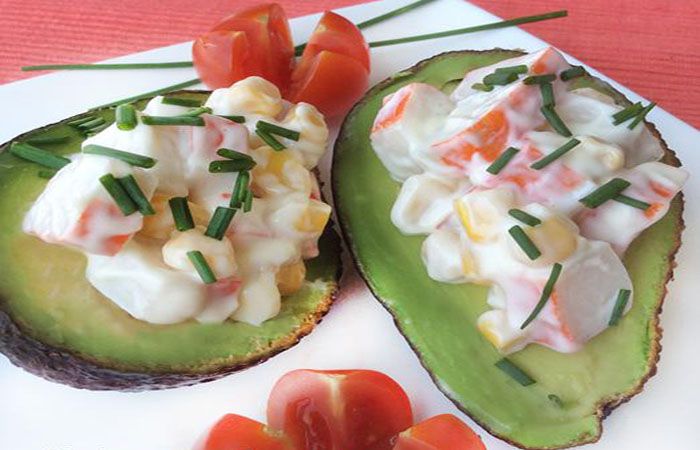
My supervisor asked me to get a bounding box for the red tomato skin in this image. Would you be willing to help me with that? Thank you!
[192,30,251,90]
[267,369,413,450]
[298,11,370,72]
[391,414,486,450]
[290,50,369,117]
[200,414,291,450]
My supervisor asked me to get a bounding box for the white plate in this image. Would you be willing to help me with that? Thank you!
[1,1,698,449]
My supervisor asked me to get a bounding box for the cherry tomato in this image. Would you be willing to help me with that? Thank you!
[391,414,486,450]
[193,3,294,91]
[290,12,370,117]
[200,414,292,450]
[267,369,413,450]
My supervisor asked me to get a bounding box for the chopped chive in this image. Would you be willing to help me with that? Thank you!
[169,197,195,231]
[161,96,202,107]
[509,225,542,260]
[67,115,97,127]
[209,159,256,173]
[117,175,155,215]
[495,64,528,75]
[486,147,519,175]
[483,70,518,86]
[539,82,555,107]
[92,78,201,110]
[230,171,250,207]
[548,394,564,407]
[495,358,535,386]
[217,148,254,162]
[116,104,137,131]
[181,106,212,117]
[82,144,156,168]
[22,61,194,72]
[612,102,643,125]
[520,263,563,329]
[141,115,205,126]
[25,135,70,145]
[530,138,580,170]
[609,289,631,326]
[256,121,300,141]
[524,74,556,85]
[243,190,253,213]
[77,117,106,130]
[614,194,651,210]
[99,174,138,216]
[37,169,57,179]
[579,178,631,208]
[509,209,542,227]
[85,122,110,136]
[627,102,656,130]
[560,66,585,81]
[256,129,286,151]
[471,83,494,92]
[540,106,572,137]
[187,250,217,284]
[9,142,71,170]
[218,115,246,123]
[205,206,237,240]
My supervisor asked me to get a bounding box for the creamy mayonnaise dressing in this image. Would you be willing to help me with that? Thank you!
[23,77,331,326]
[370,47,687,354]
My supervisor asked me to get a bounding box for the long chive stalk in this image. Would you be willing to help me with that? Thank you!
[22,61,194,71]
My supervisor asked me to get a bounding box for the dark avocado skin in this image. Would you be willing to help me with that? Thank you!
[332,50,684,449]
[0,91,343,391]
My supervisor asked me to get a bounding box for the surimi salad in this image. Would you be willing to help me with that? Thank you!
[370,47,687,354]
[21,77,331,326]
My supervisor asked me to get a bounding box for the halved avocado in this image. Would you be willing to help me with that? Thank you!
[333,50,683,449]
[0,91,342,391]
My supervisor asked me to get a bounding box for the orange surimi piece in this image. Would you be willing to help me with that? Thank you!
[372,87,413,132]
[434,108,510,167]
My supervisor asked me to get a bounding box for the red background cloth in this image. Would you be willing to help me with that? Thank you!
[1,0,697,127]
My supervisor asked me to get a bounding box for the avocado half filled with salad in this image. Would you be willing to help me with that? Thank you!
[333,48,685,448]
[0,78,341,391]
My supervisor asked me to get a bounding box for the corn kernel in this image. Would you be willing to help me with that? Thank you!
[295,199,331,233]
[455,188,515,242]
[276,260,306,296]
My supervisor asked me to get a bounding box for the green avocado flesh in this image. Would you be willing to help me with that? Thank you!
[0,92,342,390]
[333,50,683,449]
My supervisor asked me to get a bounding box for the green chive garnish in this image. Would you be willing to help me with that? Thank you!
[182,106,212,117]
[256,129,286,151]
[187,250,217,284]
[560,66,585,81]
[22,61,194,72]
[116,104,137,131]
[243,190,253,213]
[37,170,57,179]
[520,263,563,329]
[495,64,528,75]
[85,123,110,136]
[141,116,205,126]
[67,115,97,127]
[540,106,572,137]
[509,209,542,226]
[205,206,237,240]
[530,138,580,170]
[169,197,195,231]
[99,174,138,216]
[611,102,643,125]
[495,358,535,386]
[539,82,555,107]
[608,289,631,326]
[483,71,518,86]
[486,146,519,175]
[9,142,71,170]
[218,115,246,123]
[118,175,155,216]
[209,159,256,173]
[627,102,656,130]
[509,225,542,260]
[25,135,70,145]
[82,144,156,168]
[230,171,250,208]
[614,194,651,210]
[77,117,106,130]
[217,148,254,162]
[471,83,494,92]
[579,178,631,208]
[92,78,201,110]
[256,121,300,141]
[161,96,202,107]
[524,74,556,85]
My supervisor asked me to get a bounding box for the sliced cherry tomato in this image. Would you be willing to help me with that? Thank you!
[200,414,292,450]
[290,12,370,117]
[267,369,413,450]
[193,30,251,90]
[391,414,486,450]
[193,3,294,91]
